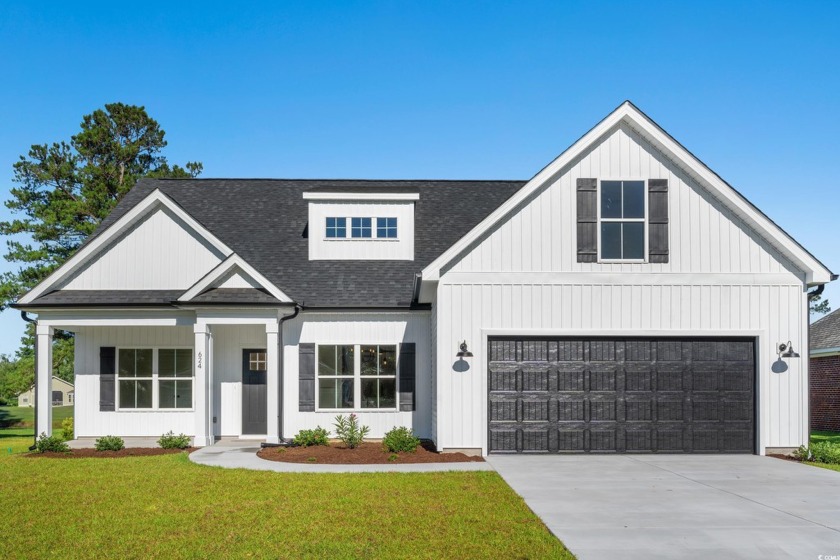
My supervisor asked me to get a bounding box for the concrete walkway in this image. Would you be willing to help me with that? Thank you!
[488,454,840,560]
[189,439,494,473]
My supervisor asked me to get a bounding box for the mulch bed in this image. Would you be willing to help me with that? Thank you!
[257,441,484,464]
[768,453,800,463]
[25,447,197,459]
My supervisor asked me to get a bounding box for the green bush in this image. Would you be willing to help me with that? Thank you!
[35,432,69,453]
[794,442,840,464]
[158,431,191,449]
[333,414,370,449]
[61,417,74,441]
[94,435,125,452]
[293,427,329,447]
[383,426,420,453]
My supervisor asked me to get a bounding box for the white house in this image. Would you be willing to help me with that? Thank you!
[14,102,834,455]
[17,376,74,407]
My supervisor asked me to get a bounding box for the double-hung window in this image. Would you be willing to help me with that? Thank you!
[118,349,153,409]
[117,348,194,410]
[317,344,397,410]
[600,180,646,260]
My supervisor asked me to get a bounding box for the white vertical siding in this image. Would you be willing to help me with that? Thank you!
[60,207,225,290]
[282,311,432,439]
[73,326,195,437]
[435,121,810,454]
[447,122,801,277]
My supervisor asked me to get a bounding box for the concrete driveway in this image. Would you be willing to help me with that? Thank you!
[488,454,840,560]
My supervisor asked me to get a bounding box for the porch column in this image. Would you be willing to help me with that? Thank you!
[35,324,54,437]
[194,324,213,447]
[266,322,280,444]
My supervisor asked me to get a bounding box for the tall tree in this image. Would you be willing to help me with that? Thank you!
[0,102,201,309]
[810,293,831,316]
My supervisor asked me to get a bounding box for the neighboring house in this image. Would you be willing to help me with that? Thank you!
[810,309,840,432]
[13,102,835,455]
[17,376,74,407]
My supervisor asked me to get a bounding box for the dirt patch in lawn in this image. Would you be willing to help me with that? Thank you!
[257,441,484,464]
[25,448,197,459]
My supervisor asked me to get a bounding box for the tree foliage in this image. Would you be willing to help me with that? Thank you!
[0,103,201,390]
[810,293,831,316]
[0,102,202,309]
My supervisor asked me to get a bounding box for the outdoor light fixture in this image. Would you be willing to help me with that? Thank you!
[777,341,800,359]
[456,341,473,358]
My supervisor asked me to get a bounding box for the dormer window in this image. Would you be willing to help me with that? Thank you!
[377,217,398,238]
[326,217,346,238]
[351,217,372,238]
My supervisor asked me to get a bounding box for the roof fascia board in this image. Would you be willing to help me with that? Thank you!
[18,189,234,304]
[421,101,833,284]
[178,253,294,303]
[302,192,420,201]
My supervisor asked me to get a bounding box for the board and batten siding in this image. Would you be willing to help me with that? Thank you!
[446,122,801,277]
[282,311,432,438]
[435,121,810,454]
[60,206,226,290]
[73,326,195,437]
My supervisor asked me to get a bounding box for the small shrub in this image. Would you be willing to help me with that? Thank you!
[61,417,74,441]
[793,442,840,464]
[383,426,420,453]
[35,432,69,453]
[307,457,317,463]
[333,414,370,449]
[94,435,125,452]
[293,427,329,447]
[388,453,399,462]
[158,431,191,450]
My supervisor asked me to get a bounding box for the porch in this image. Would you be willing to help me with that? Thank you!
[33,309,287,447]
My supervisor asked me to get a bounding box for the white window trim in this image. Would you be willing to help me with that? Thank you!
[115,346,195,412]
[315,343,399,412]
[597,179,649,263]
[322,216,400,242]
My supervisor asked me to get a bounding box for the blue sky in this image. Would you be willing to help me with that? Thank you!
[0,1,837,355]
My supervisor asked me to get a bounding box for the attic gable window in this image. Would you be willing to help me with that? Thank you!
[599,180,646,260]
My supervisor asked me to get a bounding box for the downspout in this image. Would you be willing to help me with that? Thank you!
[805,284,826,441]
[272,303,301,445]
[20,311,38,451]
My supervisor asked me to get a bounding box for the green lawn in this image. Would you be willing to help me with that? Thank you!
[0,406,74,455]
[0,452,572,559]
[811,430,840,445]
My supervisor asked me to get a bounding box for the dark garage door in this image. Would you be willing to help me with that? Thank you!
[488,337,755,454]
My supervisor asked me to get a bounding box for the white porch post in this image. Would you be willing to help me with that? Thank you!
[266,321,280,444]
[35,324,54,437]
[194,323,213,447]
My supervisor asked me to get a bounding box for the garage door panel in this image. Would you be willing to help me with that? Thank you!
[488,337,755,454]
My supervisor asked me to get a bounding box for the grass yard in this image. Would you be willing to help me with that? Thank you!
[0,406,74,455]
[0,452,573,559]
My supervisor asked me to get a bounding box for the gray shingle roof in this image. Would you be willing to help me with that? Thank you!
[811,308,840,351]
[186,288,284,305]
[26,290,183,307]
[32,179,525,308]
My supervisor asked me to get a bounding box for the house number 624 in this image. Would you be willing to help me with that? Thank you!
[197,352,202,369]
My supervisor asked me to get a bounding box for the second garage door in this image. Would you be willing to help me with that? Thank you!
[488,337,755,454]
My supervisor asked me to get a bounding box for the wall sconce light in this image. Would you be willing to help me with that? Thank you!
[456,341,473,358]
[777,341,800,359]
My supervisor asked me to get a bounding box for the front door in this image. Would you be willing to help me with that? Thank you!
[242,349,267,435]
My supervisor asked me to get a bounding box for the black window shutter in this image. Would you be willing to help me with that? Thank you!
[299,343,315,412]
[648,179,669,263]
[398,342,416,412]
[576,178,598,262]
[99,347,116,411]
